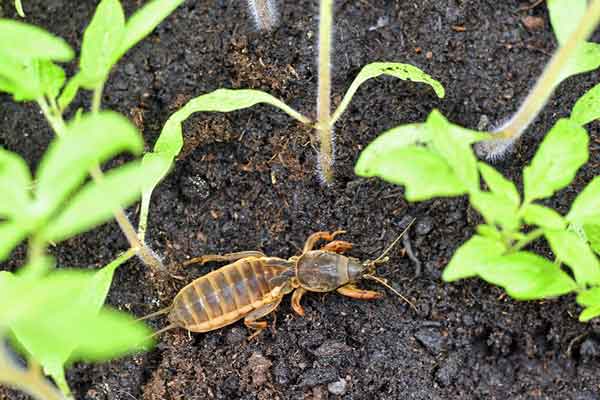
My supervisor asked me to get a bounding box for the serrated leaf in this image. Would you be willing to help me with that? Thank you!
[572,83,600,125]
[478,162,520,206]
[0,56,44,101]
[0,147,32,219]
[567,176,600,225]
[41,157,165,243]
[79,0,125,89]
[114,0,185,63]
[34,111,143,219]
[470,191,520,231]
[442,235,506,281]
[428,111,479,192]
[545,230,600,286]
[523,119,588,202]
[356,145,466,201]
[522,204,566,230]
[477,252,577,300]
[0,19,73,62]
[331,62,445,124]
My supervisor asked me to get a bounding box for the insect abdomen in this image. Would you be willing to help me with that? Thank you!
[169,258,281,332]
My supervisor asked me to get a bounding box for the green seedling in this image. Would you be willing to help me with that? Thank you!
[247,0,279,31]
[477,0,600,159]
[356,78,600,321]
[135,0,445,237]
[0,0,185,397]
[13,0,25,17]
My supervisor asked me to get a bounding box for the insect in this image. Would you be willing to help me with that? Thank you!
[143,228,413,339]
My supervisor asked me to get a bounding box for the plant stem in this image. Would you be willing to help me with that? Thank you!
[316,0,334,183]
[0,343,65,400]
[497,0,600,140]
[37,95,165,271]
[512,228,544,252]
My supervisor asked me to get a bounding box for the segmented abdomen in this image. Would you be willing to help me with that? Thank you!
[168,258,285,332]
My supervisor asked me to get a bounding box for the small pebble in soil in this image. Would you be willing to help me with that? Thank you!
[414,328,447,355]
[300,367,338,387]
[415,217,434,236]
[181,175,210,200]
[247,352,272,387]
[328,378,348,396]
[580,338,600,362]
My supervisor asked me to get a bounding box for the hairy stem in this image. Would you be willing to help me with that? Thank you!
[316,0,334,183]
[497,0,600,140]
[247,0,279,31]
[0,343,65,400]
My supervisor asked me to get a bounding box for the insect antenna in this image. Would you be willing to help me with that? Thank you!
[364,274,416,311]
[137,306,173,321]
[372,218,416,264]
[150,324,178,338]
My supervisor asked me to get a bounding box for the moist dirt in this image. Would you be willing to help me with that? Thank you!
[2,0,600,399]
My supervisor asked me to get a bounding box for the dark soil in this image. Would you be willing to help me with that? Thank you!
[2,0,600,399]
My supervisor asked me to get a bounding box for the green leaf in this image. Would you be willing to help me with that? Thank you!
[114,0,185,63]
[477,252,577,300]
[523,119,588,202]
[0,270,92,329]
[583,224,600,255]
[576,287,600,321]
[356,145,466,201]
[331,62,445,124]
[476,224,503,241]
[354,123,429,172]
[57,73,81,112]
[155,89,309,157]
[545,230,600,286]
[69,308,154,361]
[442,235,506,281]
[428,111,479,192]
[0,147,32,219]
[521,204,566,230]
[572,83,600,125]
[34,111,143,219]
[579,305,600,322]
[547,0,600,82]
[0,56,44,101]
[478,162,520,206]
[14,0,25,17]
[548,0,586,45]
[0,19,73,62]
[470,191,520,231]
[0,222,28,262]
[39,60,65,100]
[79,0,125,89]
[567,176,600,225]
[10,251,134,391]
[41,157,166,243]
